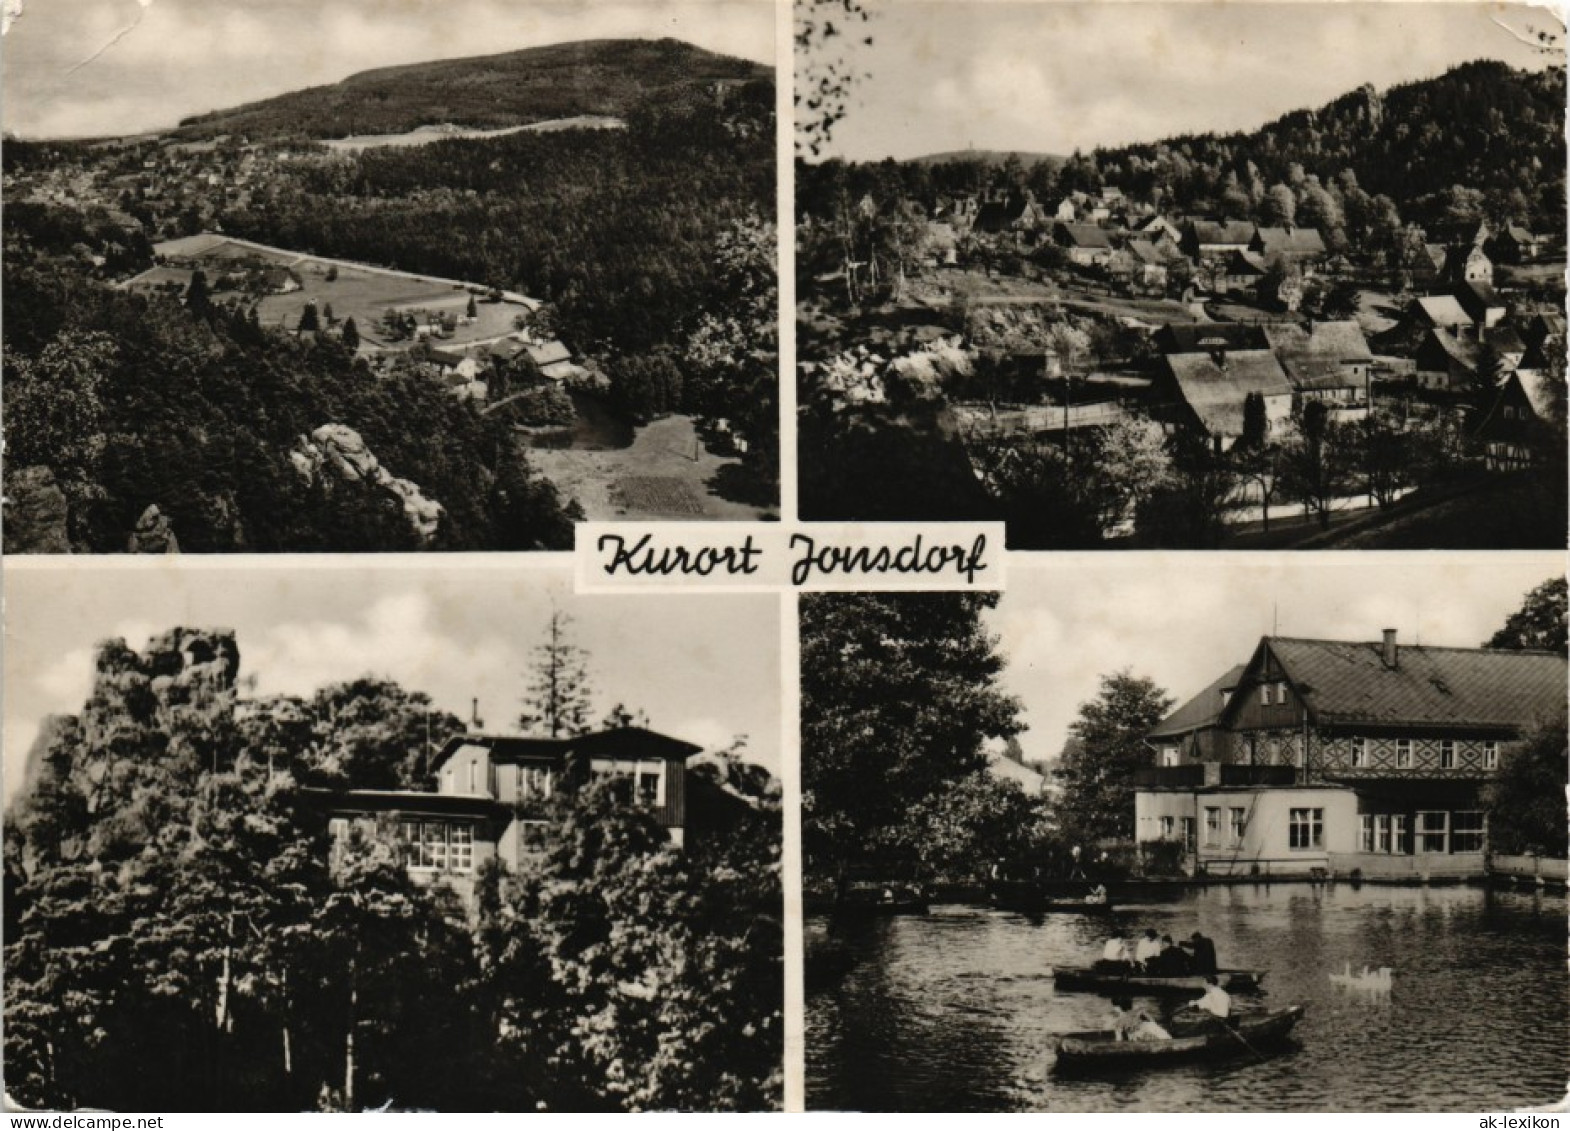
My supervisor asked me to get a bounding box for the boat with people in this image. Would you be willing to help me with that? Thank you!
[988,881,1113,914]
[1052,966,1267,996]
[1050,1004,1305,1070]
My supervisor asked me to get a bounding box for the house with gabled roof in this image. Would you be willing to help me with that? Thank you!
[1051,221,1113,266]
[1250,225,1327,270]
[1410,294,1474,332]
[1413,327,1483,391]
[1487,224,1541,264]
[1263,320,1374,417]
[1180,219,1256,263]
[1477,365,1564,470]
[1453,280,1506,328]
[1136,631,1566,879]
[312,725,703,906]
[1442,243,1494,286]
[1217,249,1268,295]
[1158,348,1293,448]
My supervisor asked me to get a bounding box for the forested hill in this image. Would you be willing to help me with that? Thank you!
[175,37,770,140]
[1089,59,1566,229]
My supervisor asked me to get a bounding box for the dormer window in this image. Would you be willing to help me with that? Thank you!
[1440,740,1455,769]
[1260,684,1272,706]
[1396,739,1413,768]
[1483,741,1499,770]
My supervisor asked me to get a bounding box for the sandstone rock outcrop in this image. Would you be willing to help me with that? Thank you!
[290,424,445,543]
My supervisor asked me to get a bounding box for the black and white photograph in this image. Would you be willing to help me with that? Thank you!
[1,0,778,553]
[802,557,1568,1110]
[797,0,1567,549]
[2,562,783,1111]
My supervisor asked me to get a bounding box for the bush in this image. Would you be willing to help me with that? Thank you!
[512,384,576,427]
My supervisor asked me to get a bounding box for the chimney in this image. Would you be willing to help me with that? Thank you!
[1381,628,1398,669]
[469,697,484,732]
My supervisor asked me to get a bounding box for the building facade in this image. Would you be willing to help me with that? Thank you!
[314,725,702,904]
[1136,631,1566,879]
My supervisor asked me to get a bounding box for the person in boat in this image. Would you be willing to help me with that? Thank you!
[1148,934,1193,976]
[1096,929,1133,972]
[1085,883,1108,905]
[1134,928,1163,968]
[1183,930,1219,976]
[1108,997,1138,1041]
[1129,1009,1172,1042]
[1196,975,1232,1020]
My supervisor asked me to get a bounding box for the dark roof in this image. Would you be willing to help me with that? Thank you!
[1126,239,1169,266]
[1163,349,1292,436]
[1154,322,1270,354]
[1262,637,1566,731]
[1524,313,1566,351]
[1417,327,1480,374]
[1150,664,1248,740]
[1187,220,1255,247]
[1224,249,1268,276]
[1253,226,1327,258]
[430,725,702,775]
[1055,222,1112,249]
[1487,325,1527,356]
[302,787,510,821]
[1454,280,1504,320]
[1263,321,1373,389]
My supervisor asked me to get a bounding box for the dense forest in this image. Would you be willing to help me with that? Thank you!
[2,222,578,553]
[800,60,1566,238]
[176,39,769,140]
[4,629,783,1111]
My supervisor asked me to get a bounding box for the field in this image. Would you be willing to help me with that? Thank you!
[154,235,534,349]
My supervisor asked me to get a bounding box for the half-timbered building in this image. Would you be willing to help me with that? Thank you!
[1136,631,1566,880]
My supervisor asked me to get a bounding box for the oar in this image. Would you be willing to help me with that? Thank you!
[1216,1014,1270,1059]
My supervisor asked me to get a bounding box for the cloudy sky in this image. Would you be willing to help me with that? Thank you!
[989,553,1565,766]
[1,0,774,138]
[3,561,781,805]
[804,0,1559,162]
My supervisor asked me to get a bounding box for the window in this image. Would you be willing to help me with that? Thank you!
[1180,817,1196,850]
[1204,806,1221,847]
[1483,741,1499,770]
[589,757,666,807]
[1440,740,1455,769]
[401,820,473,872]
[1228,806,1247,846]
[638,771,662,807]
[1159,815,1175,839]
[1288,808,1324,850]
[1359,814,1375,853]
[1451,811,1486,853]
[1396,739,1412,768]
[1392,814,1409,855]
[1350,737,1367,768]
[1417,811,1448,854]
[449,824,474,872]
[467,760,477,794]
[1160,747,1179,767]
[1375,814,1392,854]
[517,764,553,801]
[1260,684,1271,706]
[1276,681,1289,704]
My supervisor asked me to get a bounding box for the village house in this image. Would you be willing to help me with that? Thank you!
[1452,280,1506,328]
[1408,242,1449,288]
[1249,225,1327,272]
[1133,214,1183,244]
[312,725,703,906]
[1441,243,1494,286]
[1180,219,1256,264]
[1477,366,1561,470]
[1413,327,1482,390]
[1136,631,1566,879]
[1107,239,1170,292]
[1157,348,1294,449]
[1409,294,1475,333]
[1051,221,1114,267]
[973,190,1046,241]
[1263,320,1375,419]
[1216,248,1268,295]
[1487,224,1541,264]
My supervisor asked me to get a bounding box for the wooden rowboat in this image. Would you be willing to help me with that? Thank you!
[1051,965,1266,997]
[991,893,1117,914]
[1050,1005,1305,1070]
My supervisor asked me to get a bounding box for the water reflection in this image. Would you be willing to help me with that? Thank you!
[806,885,1568,1112]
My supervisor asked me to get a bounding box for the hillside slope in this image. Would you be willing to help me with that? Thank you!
[176,37,770,140]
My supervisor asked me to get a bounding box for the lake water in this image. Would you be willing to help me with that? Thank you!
[805,884,1568,1112]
